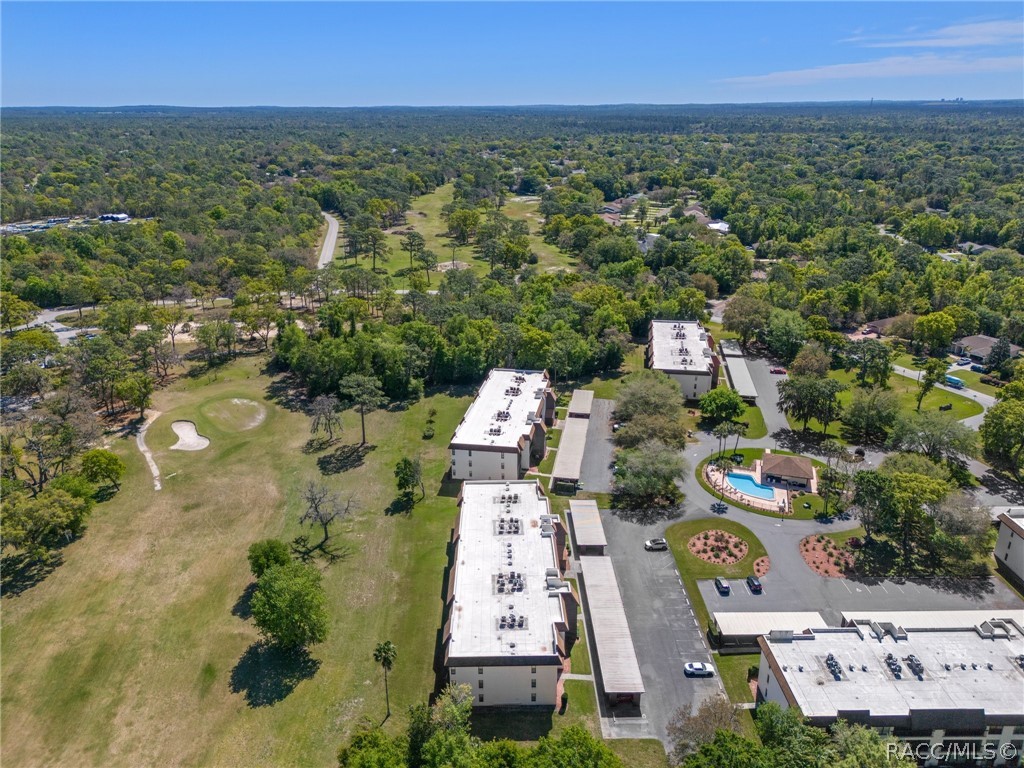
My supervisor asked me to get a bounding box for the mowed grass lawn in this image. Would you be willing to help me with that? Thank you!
[783,368,984,439]
[1,355,473,767]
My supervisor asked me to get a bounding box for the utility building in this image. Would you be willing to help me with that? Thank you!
[449,369,556,481]
[443,481,578,707]
[646,320,720,399]
[757,620,1024,766]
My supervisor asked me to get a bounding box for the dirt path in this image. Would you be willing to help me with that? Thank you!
[136,410,163,490]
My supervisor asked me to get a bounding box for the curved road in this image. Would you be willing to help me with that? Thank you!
[317,212,341,269]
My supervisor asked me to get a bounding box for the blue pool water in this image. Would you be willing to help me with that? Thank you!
[726,472,776,500]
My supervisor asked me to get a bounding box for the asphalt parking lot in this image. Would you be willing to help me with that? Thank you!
[697,571,1024,625]
[597,508,723,742]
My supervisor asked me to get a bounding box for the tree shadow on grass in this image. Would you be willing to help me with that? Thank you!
[317,443,376,475]
[263,372,308,414]
[0,552,59,598]
[229,641,321,707]
[290,535,351,565]
[232,582,257,620]
[436,471,462,498]
[386,494,415,516]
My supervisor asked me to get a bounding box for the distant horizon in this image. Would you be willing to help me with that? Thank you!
[4,99,1019,111]
[2,2,1021,107]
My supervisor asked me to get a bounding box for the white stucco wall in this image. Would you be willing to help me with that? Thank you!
[995,521,1024,583]
[449,663,561,706]
[451,448,519,481]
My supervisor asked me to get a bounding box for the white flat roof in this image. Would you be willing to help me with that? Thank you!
[724,356,758,400]
[568,500,607,548]
[450,369,548,451]
[713,611,826,637]
[761,624,1024,720]
[579,556,645,694]
[567,389,594,416]
[551,417,588,482]
[648,320,714,374]
[719,339,744,357]
[448,481,569,662]
[840,610,1024,629]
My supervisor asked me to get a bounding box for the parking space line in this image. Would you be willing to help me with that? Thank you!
[841,580,853,593]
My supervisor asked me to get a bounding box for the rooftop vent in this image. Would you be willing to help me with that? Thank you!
[885,653,903,679]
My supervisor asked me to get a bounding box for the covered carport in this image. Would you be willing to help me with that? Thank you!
[711,611,825,650]
[578,556,645,705]
[551,417,588,492]
[567,389,594,419]
[568,499,607,556]
[723,355,758,402]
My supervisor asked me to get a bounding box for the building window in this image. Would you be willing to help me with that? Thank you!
[469,472,472,478]
[478,680,484,689]
[468,450,472,456]
[479,694,484,703]
[531,666,537,673]
[531,694,537,702]
[450,668,457,676]
[531,679,536,688]
[1006,552,1010,561]
[478,667,483,675]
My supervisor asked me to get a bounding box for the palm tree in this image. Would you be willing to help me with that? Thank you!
[712,422,733,464]
[729,421,747,457]
[373,640,397,718]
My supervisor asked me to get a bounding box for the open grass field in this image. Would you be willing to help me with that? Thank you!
[715,652,757,704]
[2,355,473,767]
[664,518,768,632]
[783,369,984,439]
[2,354,665,767]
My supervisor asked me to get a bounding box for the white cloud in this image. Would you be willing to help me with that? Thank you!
[722,54,1023,87]
[846,19,1023,49]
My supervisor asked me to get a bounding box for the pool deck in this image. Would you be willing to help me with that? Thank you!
[705,464,789,513]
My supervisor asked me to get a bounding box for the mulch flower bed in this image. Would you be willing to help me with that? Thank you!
[799,534,854,577]
[753,556,771,577]
[688,530,749,565]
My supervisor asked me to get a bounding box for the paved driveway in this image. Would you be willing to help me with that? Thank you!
[579,398,615,494]
[596,508,722,743]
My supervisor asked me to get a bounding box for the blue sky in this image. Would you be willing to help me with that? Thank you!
[2,2,1021,106]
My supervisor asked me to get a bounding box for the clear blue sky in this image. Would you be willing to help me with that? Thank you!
[2,2,1021,106]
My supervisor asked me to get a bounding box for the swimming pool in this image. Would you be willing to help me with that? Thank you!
[726,472,776,500]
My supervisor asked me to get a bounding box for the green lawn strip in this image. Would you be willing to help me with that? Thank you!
[704,321,739,341]
[538,449,558,475]
[715,652,758,704]
[695,448,822,520]
[664,518,769,633]
[571,618,592,675]
[546,425,563,450]
[738,404,767,439]
[950,368,1002,398]
[608,739,671,768]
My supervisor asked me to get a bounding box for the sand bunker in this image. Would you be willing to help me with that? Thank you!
[170,421,210,451]
[230,398,266,430]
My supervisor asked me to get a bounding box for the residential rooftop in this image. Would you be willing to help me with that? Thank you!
[447,481,570,662]
[759,621,1024,722]
[449,369,550,451]
[648,320,715,374]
